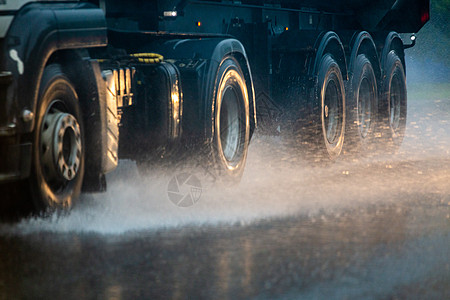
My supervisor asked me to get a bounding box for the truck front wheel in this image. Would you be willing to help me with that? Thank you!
[211,57,250,181]
[30,64,85,211]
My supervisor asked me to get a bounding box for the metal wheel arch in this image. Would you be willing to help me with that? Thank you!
[311,31,348,82]
[380,32,406,75]
[348,31,381,82]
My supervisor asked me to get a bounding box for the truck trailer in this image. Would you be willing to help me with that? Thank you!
[0,0,430,212]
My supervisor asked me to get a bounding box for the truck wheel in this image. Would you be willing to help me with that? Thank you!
[379,51,407,152]
[210,57,250,181]
[345,54,377,154]
[305,54,345,161]
[30,64,85,211]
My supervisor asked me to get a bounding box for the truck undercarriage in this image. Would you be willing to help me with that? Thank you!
[0,0,430,214]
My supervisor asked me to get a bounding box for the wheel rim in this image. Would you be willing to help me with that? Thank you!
[323,78,342,145]
[219,85,242,163]
[358,77,373,138]
[40,100,82,190]
[390,73,402,132]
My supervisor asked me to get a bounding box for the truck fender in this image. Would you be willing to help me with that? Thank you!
[3,2,106,134]
[156,38,255,140]
[380,32,405,75]
[348,31,381,81]
[311,31,347,80]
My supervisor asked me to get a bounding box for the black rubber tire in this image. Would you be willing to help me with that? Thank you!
[344,54,378,154]
[300,54,345,162]
[210,57,250,181]
[28,64,85,211]
[378,51,407,153]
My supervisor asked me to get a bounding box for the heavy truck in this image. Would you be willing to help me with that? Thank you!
[0,0,429,212]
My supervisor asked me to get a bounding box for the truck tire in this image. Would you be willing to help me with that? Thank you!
[29,64,85,211]
[303,54,345,161]
[345,54,378,154]
[379,51,407,152]
[210,57,250,181]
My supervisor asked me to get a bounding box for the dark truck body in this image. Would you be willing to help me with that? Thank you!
[0,0,429,212]
[121,0,429,32]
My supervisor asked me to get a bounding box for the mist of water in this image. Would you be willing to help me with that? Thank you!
[5,102,449,235]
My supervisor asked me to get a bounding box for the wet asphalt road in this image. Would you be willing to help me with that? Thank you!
[0,82,449,299]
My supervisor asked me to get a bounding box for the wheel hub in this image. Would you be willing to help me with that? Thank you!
[323,80,340,145]
[390,74,402,132]
[41,110,82,182]
[358,77,373,138]
[220,86,241,163]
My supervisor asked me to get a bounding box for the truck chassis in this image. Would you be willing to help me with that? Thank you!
[0,0,430,213]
